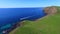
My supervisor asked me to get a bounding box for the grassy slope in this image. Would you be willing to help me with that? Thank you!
[10,7,60,34]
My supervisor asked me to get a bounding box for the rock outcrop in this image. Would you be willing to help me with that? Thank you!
[44,6,57,15]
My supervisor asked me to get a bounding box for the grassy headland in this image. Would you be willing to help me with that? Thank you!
[10,6,60,34]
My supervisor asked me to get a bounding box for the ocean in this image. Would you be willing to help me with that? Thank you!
[0,8,46,33]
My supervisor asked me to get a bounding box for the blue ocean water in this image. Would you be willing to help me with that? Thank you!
[0,8,46,33]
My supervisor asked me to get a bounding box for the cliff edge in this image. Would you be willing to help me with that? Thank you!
[44,6,57,15]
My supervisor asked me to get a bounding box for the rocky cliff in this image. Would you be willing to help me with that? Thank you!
[44,6,57,15]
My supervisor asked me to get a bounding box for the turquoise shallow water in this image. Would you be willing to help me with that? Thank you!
[0,8,46,33]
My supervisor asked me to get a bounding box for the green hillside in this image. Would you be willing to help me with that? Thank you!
[10,7,60,34]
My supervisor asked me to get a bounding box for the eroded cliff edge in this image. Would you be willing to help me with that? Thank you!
[44,6,57,15]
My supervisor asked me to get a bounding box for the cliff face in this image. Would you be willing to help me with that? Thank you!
[44,6,57,15]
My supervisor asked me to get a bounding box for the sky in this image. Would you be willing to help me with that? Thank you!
[0,0,60,8]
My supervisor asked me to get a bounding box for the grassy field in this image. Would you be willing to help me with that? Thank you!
[10,7,60,34]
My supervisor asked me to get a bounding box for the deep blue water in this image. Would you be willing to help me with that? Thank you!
[0,8,46,33]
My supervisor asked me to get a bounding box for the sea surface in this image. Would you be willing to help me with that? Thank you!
[0,8,46,32]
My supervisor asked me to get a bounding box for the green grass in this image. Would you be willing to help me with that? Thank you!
[10,14,60,34]
[10,7,60,34]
